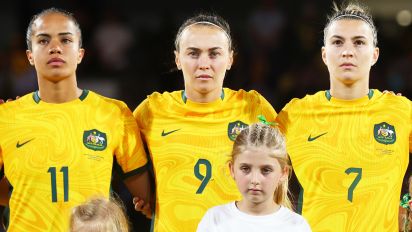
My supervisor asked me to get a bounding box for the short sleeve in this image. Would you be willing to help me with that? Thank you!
[115,105,148,178]
[196,208,214,232]
[276,99,296,136]
[409,100,412,153]
[257,93,277,122]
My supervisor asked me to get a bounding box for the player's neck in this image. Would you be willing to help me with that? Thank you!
[330,79,369,100]
[37,76,82,103]
[236,200,280,216]
[184,88,222,103]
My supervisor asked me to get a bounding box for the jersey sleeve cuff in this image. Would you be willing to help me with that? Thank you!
[121,163,148,180]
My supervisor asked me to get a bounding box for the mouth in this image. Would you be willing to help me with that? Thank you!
[47,58,66,66]
[340,63,356,68]
[248,188,262,194]
[196,75,213,80]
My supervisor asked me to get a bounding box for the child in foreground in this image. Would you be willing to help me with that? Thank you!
[197,122,311,232]
[69,197,129,232]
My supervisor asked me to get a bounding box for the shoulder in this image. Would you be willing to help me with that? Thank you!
[279,207,311,228]
[279,91,324,115]
[0,93,34,113]
[89,91,130,111]
[373,89,412,112]
[134,90,182,114]
[224,88,269,103]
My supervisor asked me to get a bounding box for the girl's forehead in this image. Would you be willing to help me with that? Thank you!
[235,148,279,161]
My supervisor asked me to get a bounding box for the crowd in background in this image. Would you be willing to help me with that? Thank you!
[0,0,411,110]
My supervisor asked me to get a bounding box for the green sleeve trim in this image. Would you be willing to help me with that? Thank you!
[78,89,89,101]
[121,163,148,180]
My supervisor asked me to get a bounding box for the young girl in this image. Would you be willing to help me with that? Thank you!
[196,122,311,232]
[69,197,129,232]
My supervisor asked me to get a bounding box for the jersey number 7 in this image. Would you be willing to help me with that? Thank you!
[345,167,362,202]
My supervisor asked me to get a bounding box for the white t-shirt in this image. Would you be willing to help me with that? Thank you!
[197,202,312,232]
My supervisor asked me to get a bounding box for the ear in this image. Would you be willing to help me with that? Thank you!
[77,48,85,64]
[227,50,234,70]
[371,47,379,66]
[321,46,327,66]
[26,50,34,66]
[279,167,289,183]
[229,161,235,180]
[174,50,181,70]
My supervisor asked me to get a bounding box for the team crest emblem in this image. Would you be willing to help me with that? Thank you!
[228,121,248,141]
[374,122,396,145]
[83,129,107,151]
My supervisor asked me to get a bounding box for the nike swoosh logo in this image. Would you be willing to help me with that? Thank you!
[308,132,327,142]
[161,129,180,137]
[16,139,35,148]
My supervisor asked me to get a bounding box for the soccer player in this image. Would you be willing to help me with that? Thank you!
[0,8,150,232]
[276,2,412,231]
[133,14,276,231]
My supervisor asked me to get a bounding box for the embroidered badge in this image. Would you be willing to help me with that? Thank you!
[228,121,248,141]
[374,122,396,145]
[83,129,107,151]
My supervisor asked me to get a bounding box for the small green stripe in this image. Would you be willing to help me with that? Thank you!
[79,89,89,101]
[150,197,156,232]
[220,89,225,100]
[121,163,149,180]
[297,183,304,214]
[325,90,331,101]
[33,91,41,104]
[367,89,374,99]
[181,90,187,103]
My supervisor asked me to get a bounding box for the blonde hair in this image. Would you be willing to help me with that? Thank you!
[324,1,377,46]
[69,197,129,232]
[231,122,292,209]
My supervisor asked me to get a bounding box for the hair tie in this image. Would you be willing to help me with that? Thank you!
[257,115,276,126]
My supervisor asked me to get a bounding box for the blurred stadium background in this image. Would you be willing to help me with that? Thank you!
[0,0,411,231]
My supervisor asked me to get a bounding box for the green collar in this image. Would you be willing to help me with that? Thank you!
[181,89,225,103]
[33,89,89,104]
[325,89,374,101]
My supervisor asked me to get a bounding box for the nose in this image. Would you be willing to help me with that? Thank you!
[48,41,62,55]
[250,171,260,186]
[198,54,211,70]
[341,46,354,58]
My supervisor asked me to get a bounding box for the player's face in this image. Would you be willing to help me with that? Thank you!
[230,149,287,207]
[322,19,379,86]
[175,25,233,99]
[26,13,84,83]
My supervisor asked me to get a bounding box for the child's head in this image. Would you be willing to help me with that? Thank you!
[69,197,129,232]
[230,123,292,209]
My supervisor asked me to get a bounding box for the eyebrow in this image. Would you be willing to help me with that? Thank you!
[186,47,223,51]
[330,35,367,40]
[35,32,74,38]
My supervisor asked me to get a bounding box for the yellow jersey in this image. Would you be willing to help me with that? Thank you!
[0,90,147,232]
[134,88,276,232]
[276,90,412,231]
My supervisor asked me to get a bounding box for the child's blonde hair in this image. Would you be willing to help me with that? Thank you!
[231,122,292,209]
[69,196,130,232]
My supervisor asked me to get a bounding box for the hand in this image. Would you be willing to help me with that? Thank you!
[133,196,152,219]
[0,96,20,104]
[383,90,402,96]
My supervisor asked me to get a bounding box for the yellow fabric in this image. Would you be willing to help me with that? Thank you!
[0,91,147,232]
[276,90,412,232]
[134,88,276,232]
